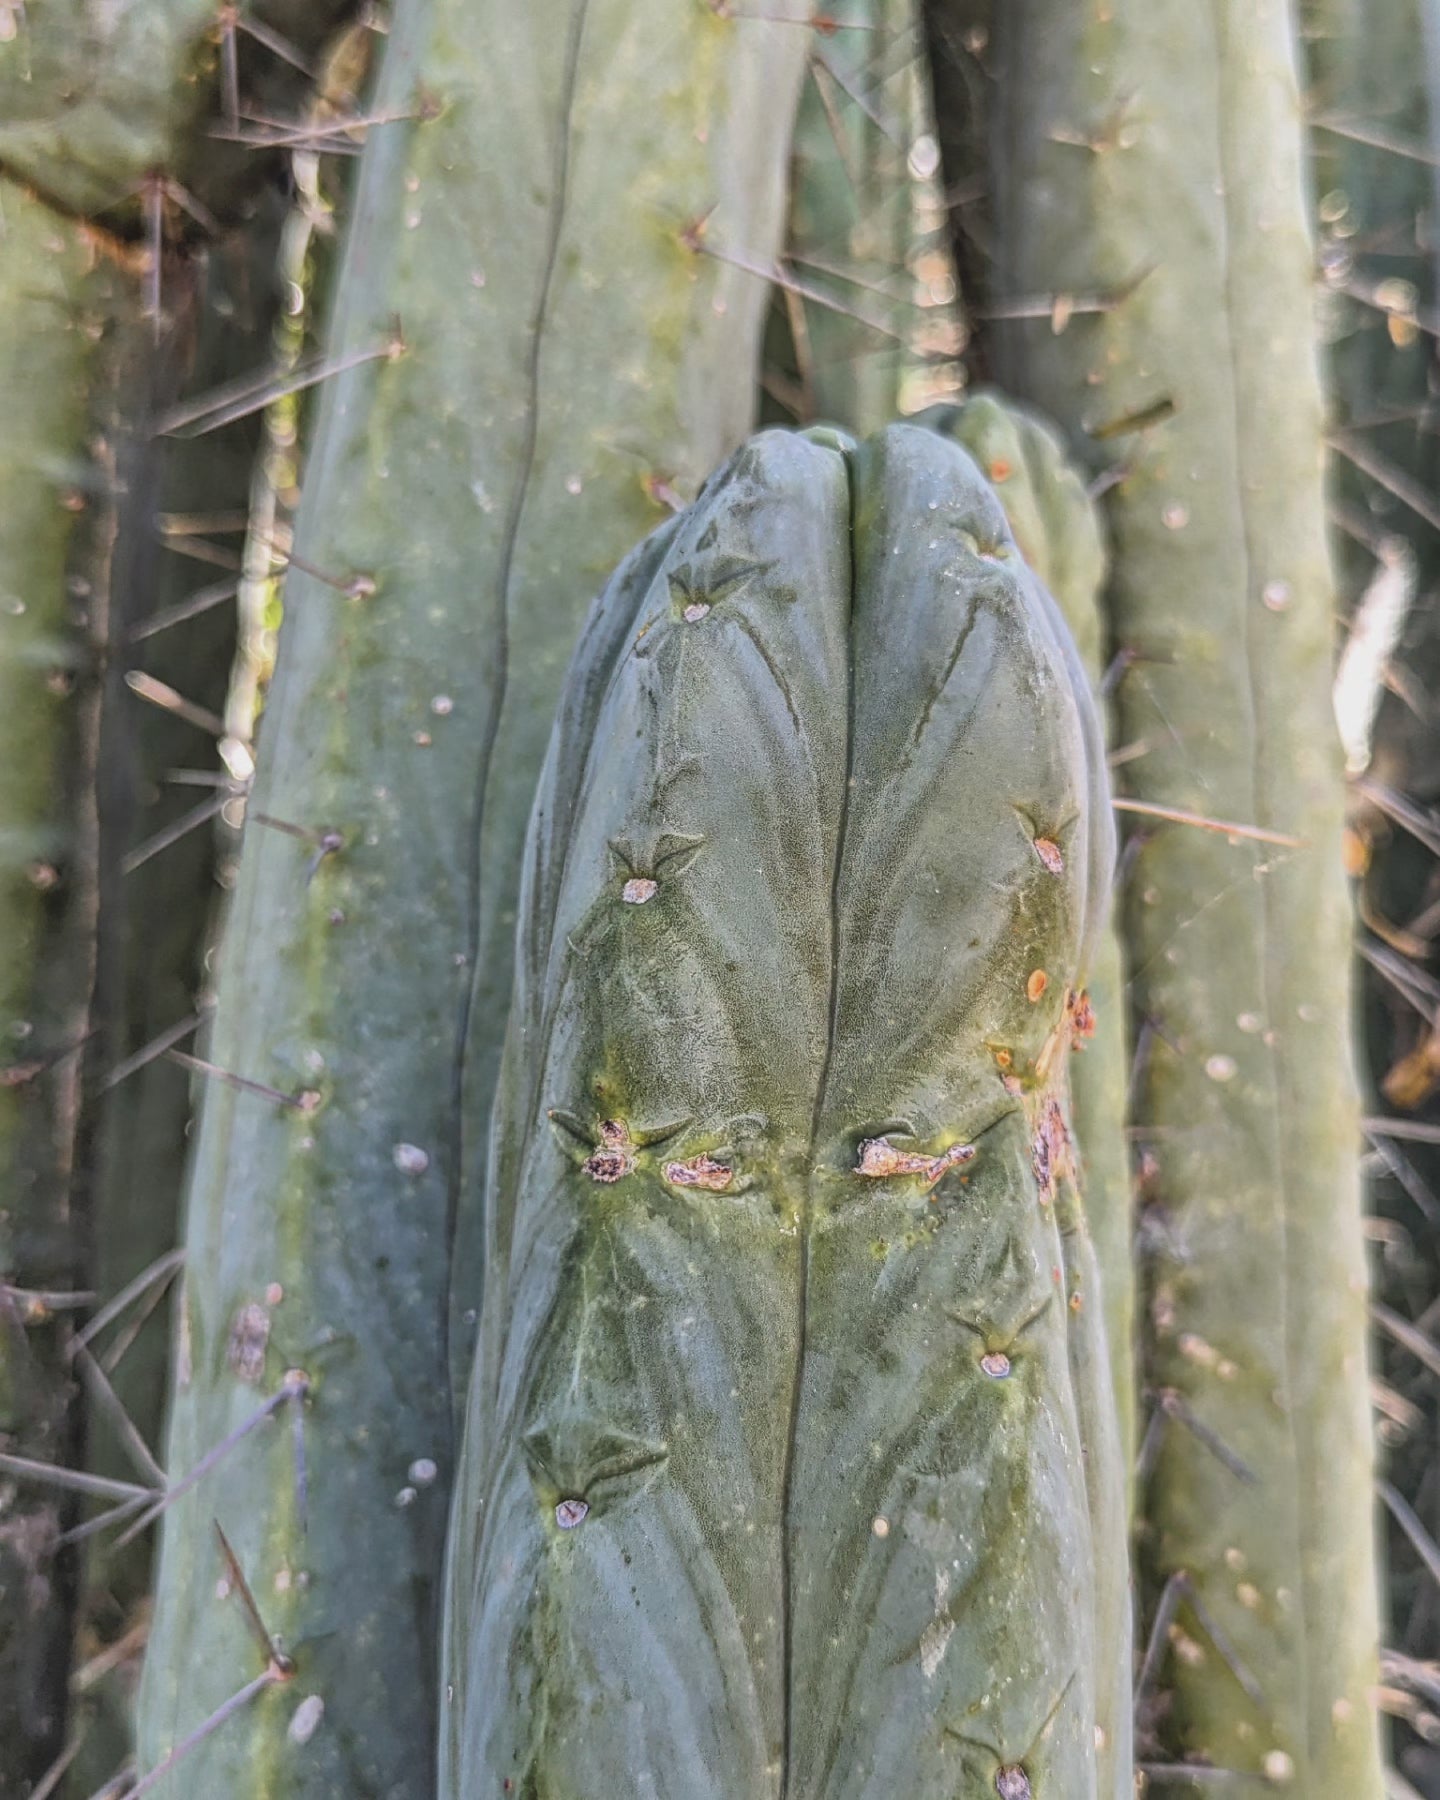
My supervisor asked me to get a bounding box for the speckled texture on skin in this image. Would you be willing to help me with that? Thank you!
[442,423,1131,1798]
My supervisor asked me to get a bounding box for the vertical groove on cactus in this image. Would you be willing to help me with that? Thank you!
[779,422,857,1789]
[447,0,589,1349]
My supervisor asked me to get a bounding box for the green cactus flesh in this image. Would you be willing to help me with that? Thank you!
[135,2,807,1793]
[442,422,1131,1797]
[0,0,356,220]
[0,0,216,215]
[971,0,1383,1786]
[924,391,1134,1479]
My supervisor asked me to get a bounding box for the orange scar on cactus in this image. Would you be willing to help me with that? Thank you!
[1034,836,1065,874]
[855,1136,976,1188]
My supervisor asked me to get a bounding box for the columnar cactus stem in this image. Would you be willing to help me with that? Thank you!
[136,1,808,1791]
[0,6,373,1783]
[963,0,1384,1785]
[0,181,127,1790]
[442,422,1130,1797]
[778,0,957,432]
[68,200,296,1794]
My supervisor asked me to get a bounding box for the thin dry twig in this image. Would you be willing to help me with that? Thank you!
[1113,797,1304,848]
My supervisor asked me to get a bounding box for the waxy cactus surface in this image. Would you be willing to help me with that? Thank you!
[442,422,1130,1798]
[136,1,807,1792]
[925,390,1134,1476]
[967,0,1384,1785]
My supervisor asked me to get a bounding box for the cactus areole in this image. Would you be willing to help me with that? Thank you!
[442,423,1131,1795]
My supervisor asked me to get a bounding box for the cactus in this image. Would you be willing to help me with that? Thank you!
[0,7,368,1786]
[0,180,130,1791]
[0,0,352,218]
[923,390,1134,1474]
[956,0,1384,1785]
[135,2,808,1792]
[442,421,1131,1797]
[65,196,299,1797]
[1308,8,1440,1790]
[772,0,958,434]
[0,0,221,214]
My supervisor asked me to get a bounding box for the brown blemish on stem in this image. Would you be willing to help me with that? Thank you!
[1035,986,1092,1084]
[662,1153,733,1192]
[582,1120,635,1184]
[1031,1095,1072,1201]
[1026,969,1048,1003]
[226,1303,270,1384]
[855,1137,976,1189]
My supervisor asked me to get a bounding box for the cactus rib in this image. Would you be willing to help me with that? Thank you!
[926,390,1135,1484]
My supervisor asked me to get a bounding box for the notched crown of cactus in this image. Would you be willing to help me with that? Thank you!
[442,419,1130,1798]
